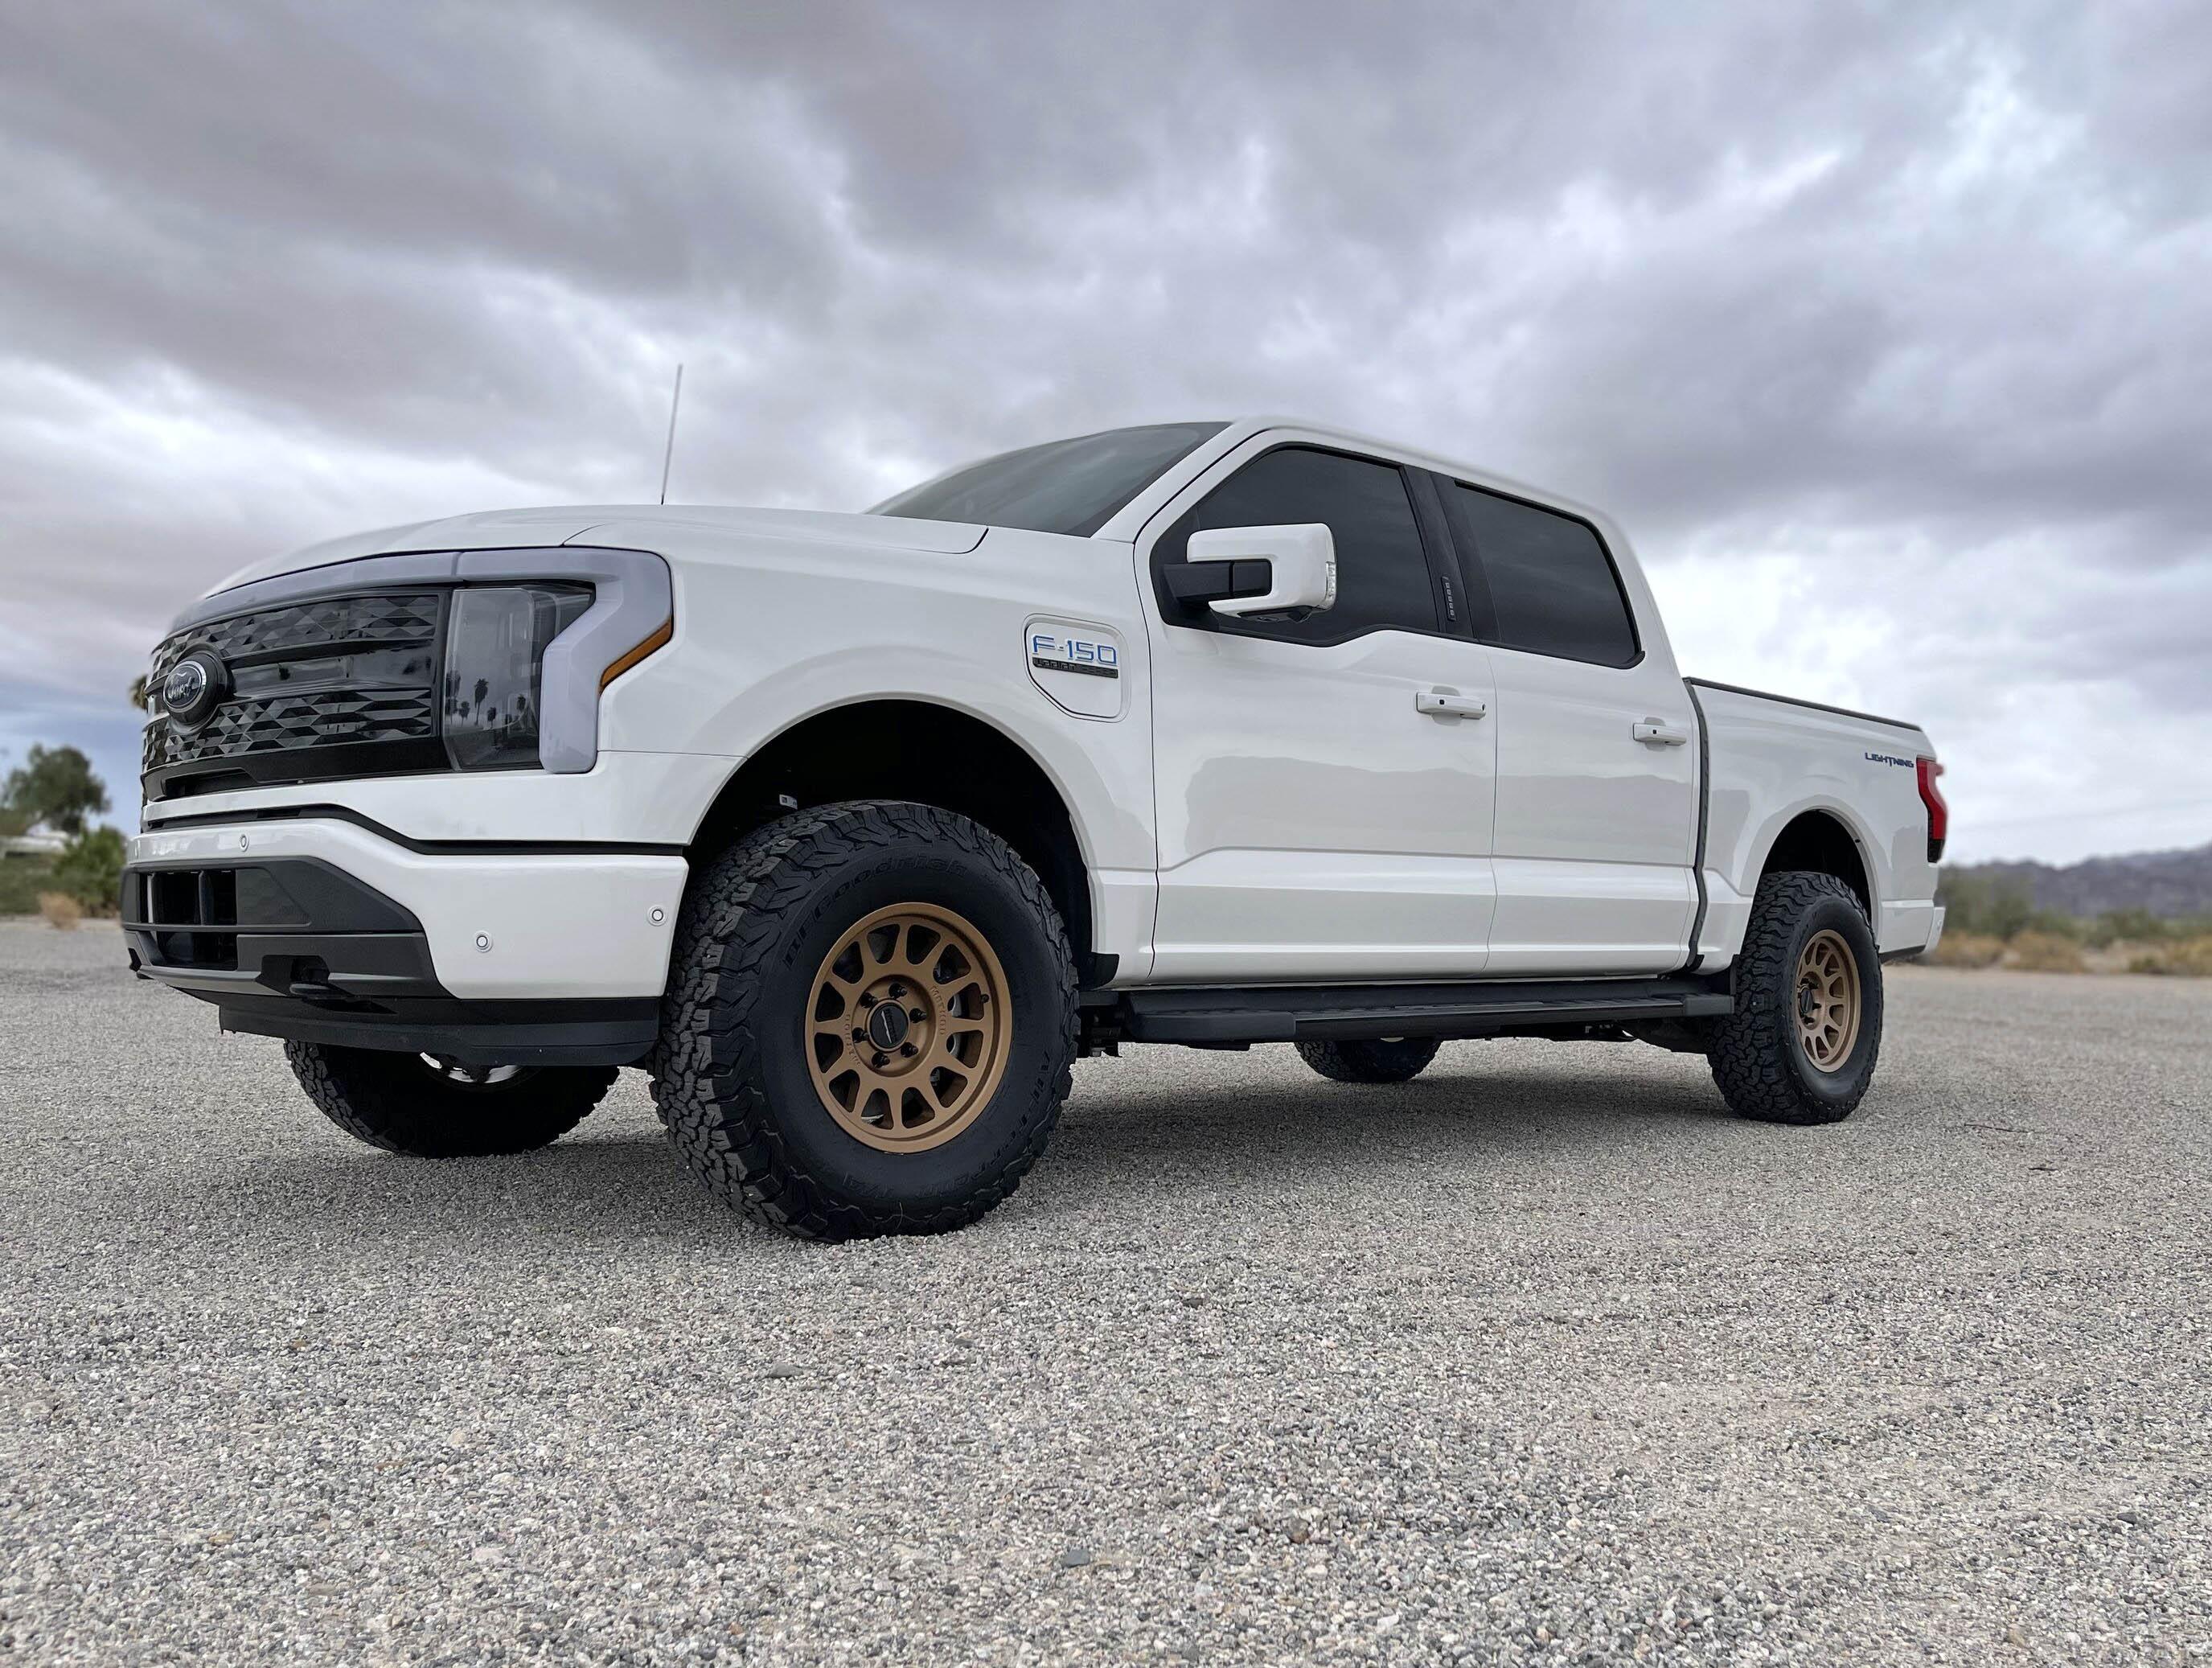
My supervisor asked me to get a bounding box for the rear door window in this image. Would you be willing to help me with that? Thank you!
[1447,483,1638,668]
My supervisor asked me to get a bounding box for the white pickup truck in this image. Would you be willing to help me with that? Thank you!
[126,418,1948,1238]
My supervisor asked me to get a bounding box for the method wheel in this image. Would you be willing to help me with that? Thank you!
[1295,1037,1442,1084]
[650,801,1077,1239]
[1706,870,1882,1125]
[284,1043,617,1157]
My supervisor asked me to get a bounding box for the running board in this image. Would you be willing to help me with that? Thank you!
[1113,976,1732,1046]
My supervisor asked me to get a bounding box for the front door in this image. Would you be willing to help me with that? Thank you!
[1138,439,1500,984]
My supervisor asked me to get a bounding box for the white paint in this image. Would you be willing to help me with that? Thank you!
[135,416,1940,1004]
[126,819,686,999]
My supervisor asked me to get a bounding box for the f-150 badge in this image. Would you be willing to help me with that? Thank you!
[1029,631,1118,680]
[1024,619,1126,720]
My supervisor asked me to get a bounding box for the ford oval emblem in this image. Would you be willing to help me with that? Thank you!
[161,651,228,727]
[163,659,208,713]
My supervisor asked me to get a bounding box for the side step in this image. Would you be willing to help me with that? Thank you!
[1111,976,1732,1046]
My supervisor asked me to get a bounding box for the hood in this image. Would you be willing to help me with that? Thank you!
[207,504,987,599]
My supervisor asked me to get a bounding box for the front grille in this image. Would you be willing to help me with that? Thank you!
[143,591,445,798]
[150,687,439,764]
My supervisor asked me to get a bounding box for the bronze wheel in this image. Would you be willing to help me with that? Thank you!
[1709,870,1882,1124]
[805,902,1013,1152]
[1794,927,1861,1072]
[652,800,1077,1239]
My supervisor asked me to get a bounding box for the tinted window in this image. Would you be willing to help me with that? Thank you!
[1450,484,1636,667]
[1163,447,1438,643]
[869,421,1227,537]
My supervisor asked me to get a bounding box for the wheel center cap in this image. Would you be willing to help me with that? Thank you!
[1797,984,1820,1021]
[866,1001,911,1051]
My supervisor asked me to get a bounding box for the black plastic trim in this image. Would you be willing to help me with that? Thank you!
[1681,683,1714,973]
[147,739,452,802]
[1418,468,1500,642]
[122,855,425,935]
[1163,559,1274,606]
[1114,976,1731,1046]
[1684,677,1923,735]
[212,995,659,1067]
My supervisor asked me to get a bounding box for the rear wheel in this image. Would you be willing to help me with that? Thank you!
[650,801,1076,1239]
[1706,870,1882,1124]
[1295,1037,1442,1084]
[285,1043,616,1157]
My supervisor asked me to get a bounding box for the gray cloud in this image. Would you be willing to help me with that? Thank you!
[1,0,2207,860]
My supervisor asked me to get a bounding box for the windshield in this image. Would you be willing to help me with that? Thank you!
[868,421,1227,537]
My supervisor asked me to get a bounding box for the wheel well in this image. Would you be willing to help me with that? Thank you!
[685,701,1100,980]
[1760,810,1870,914]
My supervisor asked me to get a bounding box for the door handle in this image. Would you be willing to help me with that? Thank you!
[1415,689,1488,719]
[1634,719,1689,746]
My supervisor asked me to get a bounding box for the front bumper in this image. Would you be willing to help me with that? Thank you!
[123,817,689,1065]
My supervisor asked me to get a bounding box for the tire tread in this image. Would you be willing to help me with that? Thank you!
[649,800,1075,1239]
[285,1043,615,1157]
[1706,870,1878,1125]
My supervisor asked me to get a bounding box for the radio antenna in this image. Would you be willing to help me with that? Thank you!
[657,363,683,504]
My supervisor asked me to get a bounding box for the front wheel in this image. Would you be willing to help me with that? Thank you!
[650,801,1077,1239]
[1706,870,1882,1124]
[285,1043,617,1156]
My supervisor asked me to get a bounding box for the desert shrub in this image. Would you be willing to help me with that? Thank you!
[1925,931,2006,968]
[2004,930,2088,973]
[0,857,58,914]
[51,827,126,914]
[2128,936,2212,977]
[2088,907,2166,948]
[39,892,81,931]
[1936,873,2029,939]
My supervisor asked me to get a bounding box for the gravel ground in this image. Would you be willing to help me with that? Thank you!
[2,920,2207,1666]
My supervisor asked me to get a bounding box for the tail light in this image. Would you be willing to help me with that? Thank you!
[1917,757,1947,864]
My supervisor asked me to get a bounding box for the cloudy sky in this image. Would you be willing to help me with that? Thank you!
[2,1,2207,862]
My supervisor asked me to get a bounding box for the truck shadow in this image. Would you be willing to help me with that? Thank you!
[195,1056,1739,1247]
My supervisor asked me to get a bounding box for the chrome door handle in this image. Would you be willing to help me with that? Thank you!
[1634,719,1689,746]
[1415,690,1488,719]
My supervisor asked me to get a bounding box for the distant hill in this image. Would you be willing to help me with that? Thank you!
[1946,842,2212,919]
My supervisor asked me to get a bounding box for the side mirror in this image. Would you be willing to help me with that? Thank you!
[1168,524,1337,619]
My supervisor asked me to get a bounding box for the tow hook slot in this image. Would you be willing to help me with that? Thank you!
[283,956,357,1005]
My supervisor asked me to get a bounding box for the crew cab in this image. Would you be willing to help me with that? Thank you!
[125,419,1948,1238]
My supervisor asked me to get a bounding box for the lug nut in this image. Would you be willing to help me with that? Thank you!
[872,1051,889,1068]
[908,1008,925,1023]
[901,1042,917,1058]
[857,992,876,1008]
[887,981,905,998]
[852,1028,867,1043]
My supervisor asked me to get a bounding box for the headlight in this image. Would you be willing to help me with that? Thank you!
[441,585,594,770]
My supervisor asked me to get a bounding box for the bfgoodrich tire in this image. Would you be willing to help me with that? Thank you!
[1295,1037,1442,1084]
[1706,870,1882,1125]
[285,1043,616,1157]
[650,801,1077,1240]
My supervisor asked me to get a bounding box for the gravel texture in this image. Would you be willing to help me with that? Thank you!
[2,919,2207,1665]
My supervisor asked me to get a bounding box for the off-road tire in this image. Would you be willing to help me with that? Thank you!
[1706,870,1882,1125]
[1295,1037,1443,1084]
[284,1042,616,1157]
[650,800,1077,1240]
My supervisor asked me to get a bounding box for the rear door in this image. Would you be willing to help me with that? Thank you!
[1138,440,1500,984]
[1433,475,1698,975]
